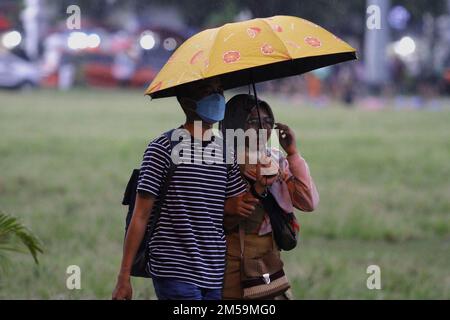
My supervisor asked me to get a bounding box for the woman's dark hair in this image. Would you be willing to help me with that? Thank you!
[221,94,274,132]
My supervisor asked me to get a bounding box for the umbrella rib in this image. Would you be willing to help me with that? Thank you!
[259,18,292,61]
[205,27,223,79]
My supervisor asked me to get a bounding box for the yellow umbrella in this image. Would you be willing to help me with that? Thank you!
[145,15,356,99]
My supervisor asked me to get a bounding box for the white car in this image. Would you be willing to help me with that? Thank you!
[0,52,41,89]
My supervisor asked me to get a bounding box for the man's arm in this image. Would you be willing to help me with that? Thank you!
[224,194,248,231]
[112,192,155,300]
[223,192,260,231]
[224,161,280,231]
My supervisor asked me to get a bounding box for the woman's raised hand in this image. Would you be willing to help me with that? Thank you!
[275,122,298,156]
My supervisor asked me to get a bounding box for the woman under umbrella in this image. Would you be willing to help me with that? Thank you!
[221,94,319,299]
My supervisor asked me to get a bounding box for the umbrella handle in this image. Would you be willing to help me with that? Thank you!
[250,75,264,130]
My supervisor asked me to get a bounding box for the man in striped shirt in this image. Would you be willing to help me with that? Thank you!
[112,77,257,300]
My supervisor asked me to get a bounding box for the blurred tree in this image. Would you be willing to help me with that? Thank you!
[52,0,447,31]
[392,0,446,21]
[204,1,240,27]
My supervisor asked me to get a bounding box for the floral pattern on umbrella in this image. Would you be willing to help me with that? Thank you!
[271,24,283,32]
[223,50,241,63]
[261,43,275,55]
[190,50,204,64]
[247,27,261,39]
[304,36,321,47]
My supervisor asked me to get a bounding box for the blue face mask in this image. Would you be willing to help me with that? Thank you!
[195,93,226,124]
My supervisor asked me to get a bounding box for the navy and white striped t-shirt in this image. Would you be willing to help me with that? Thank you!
[136,131,247,289]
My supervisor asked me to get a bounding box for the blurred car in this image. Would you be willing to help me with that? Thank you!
[83,27,186,88]
[39,25,188,89]
[82,52,158,88]
[0,52,41,89]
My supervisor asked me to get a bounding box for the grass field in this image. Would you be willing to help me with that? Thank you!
[0,89,449,299]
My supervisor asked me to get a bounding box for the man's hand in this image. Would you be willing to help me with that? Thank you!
[112,274,132,300]
[225,193,259,218]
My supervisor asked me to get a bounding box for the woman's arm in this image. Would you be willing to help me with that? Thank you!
[285,153,319,212]
[274,122,319,212]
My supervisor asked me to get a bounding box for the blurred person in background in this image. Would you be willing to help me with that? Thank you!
[112,46,139,88]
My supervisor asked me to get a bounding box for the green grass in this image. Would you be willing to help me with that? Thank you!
[0,89,449,299]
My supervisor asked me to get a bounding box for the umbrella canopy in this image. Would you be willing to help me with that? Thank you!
[145,15,356,99]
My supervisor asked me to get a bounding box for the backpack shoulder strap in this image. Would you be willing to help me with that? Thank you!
[123,128,181,234]
[146,128,180,236]
[162,128,180,155]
